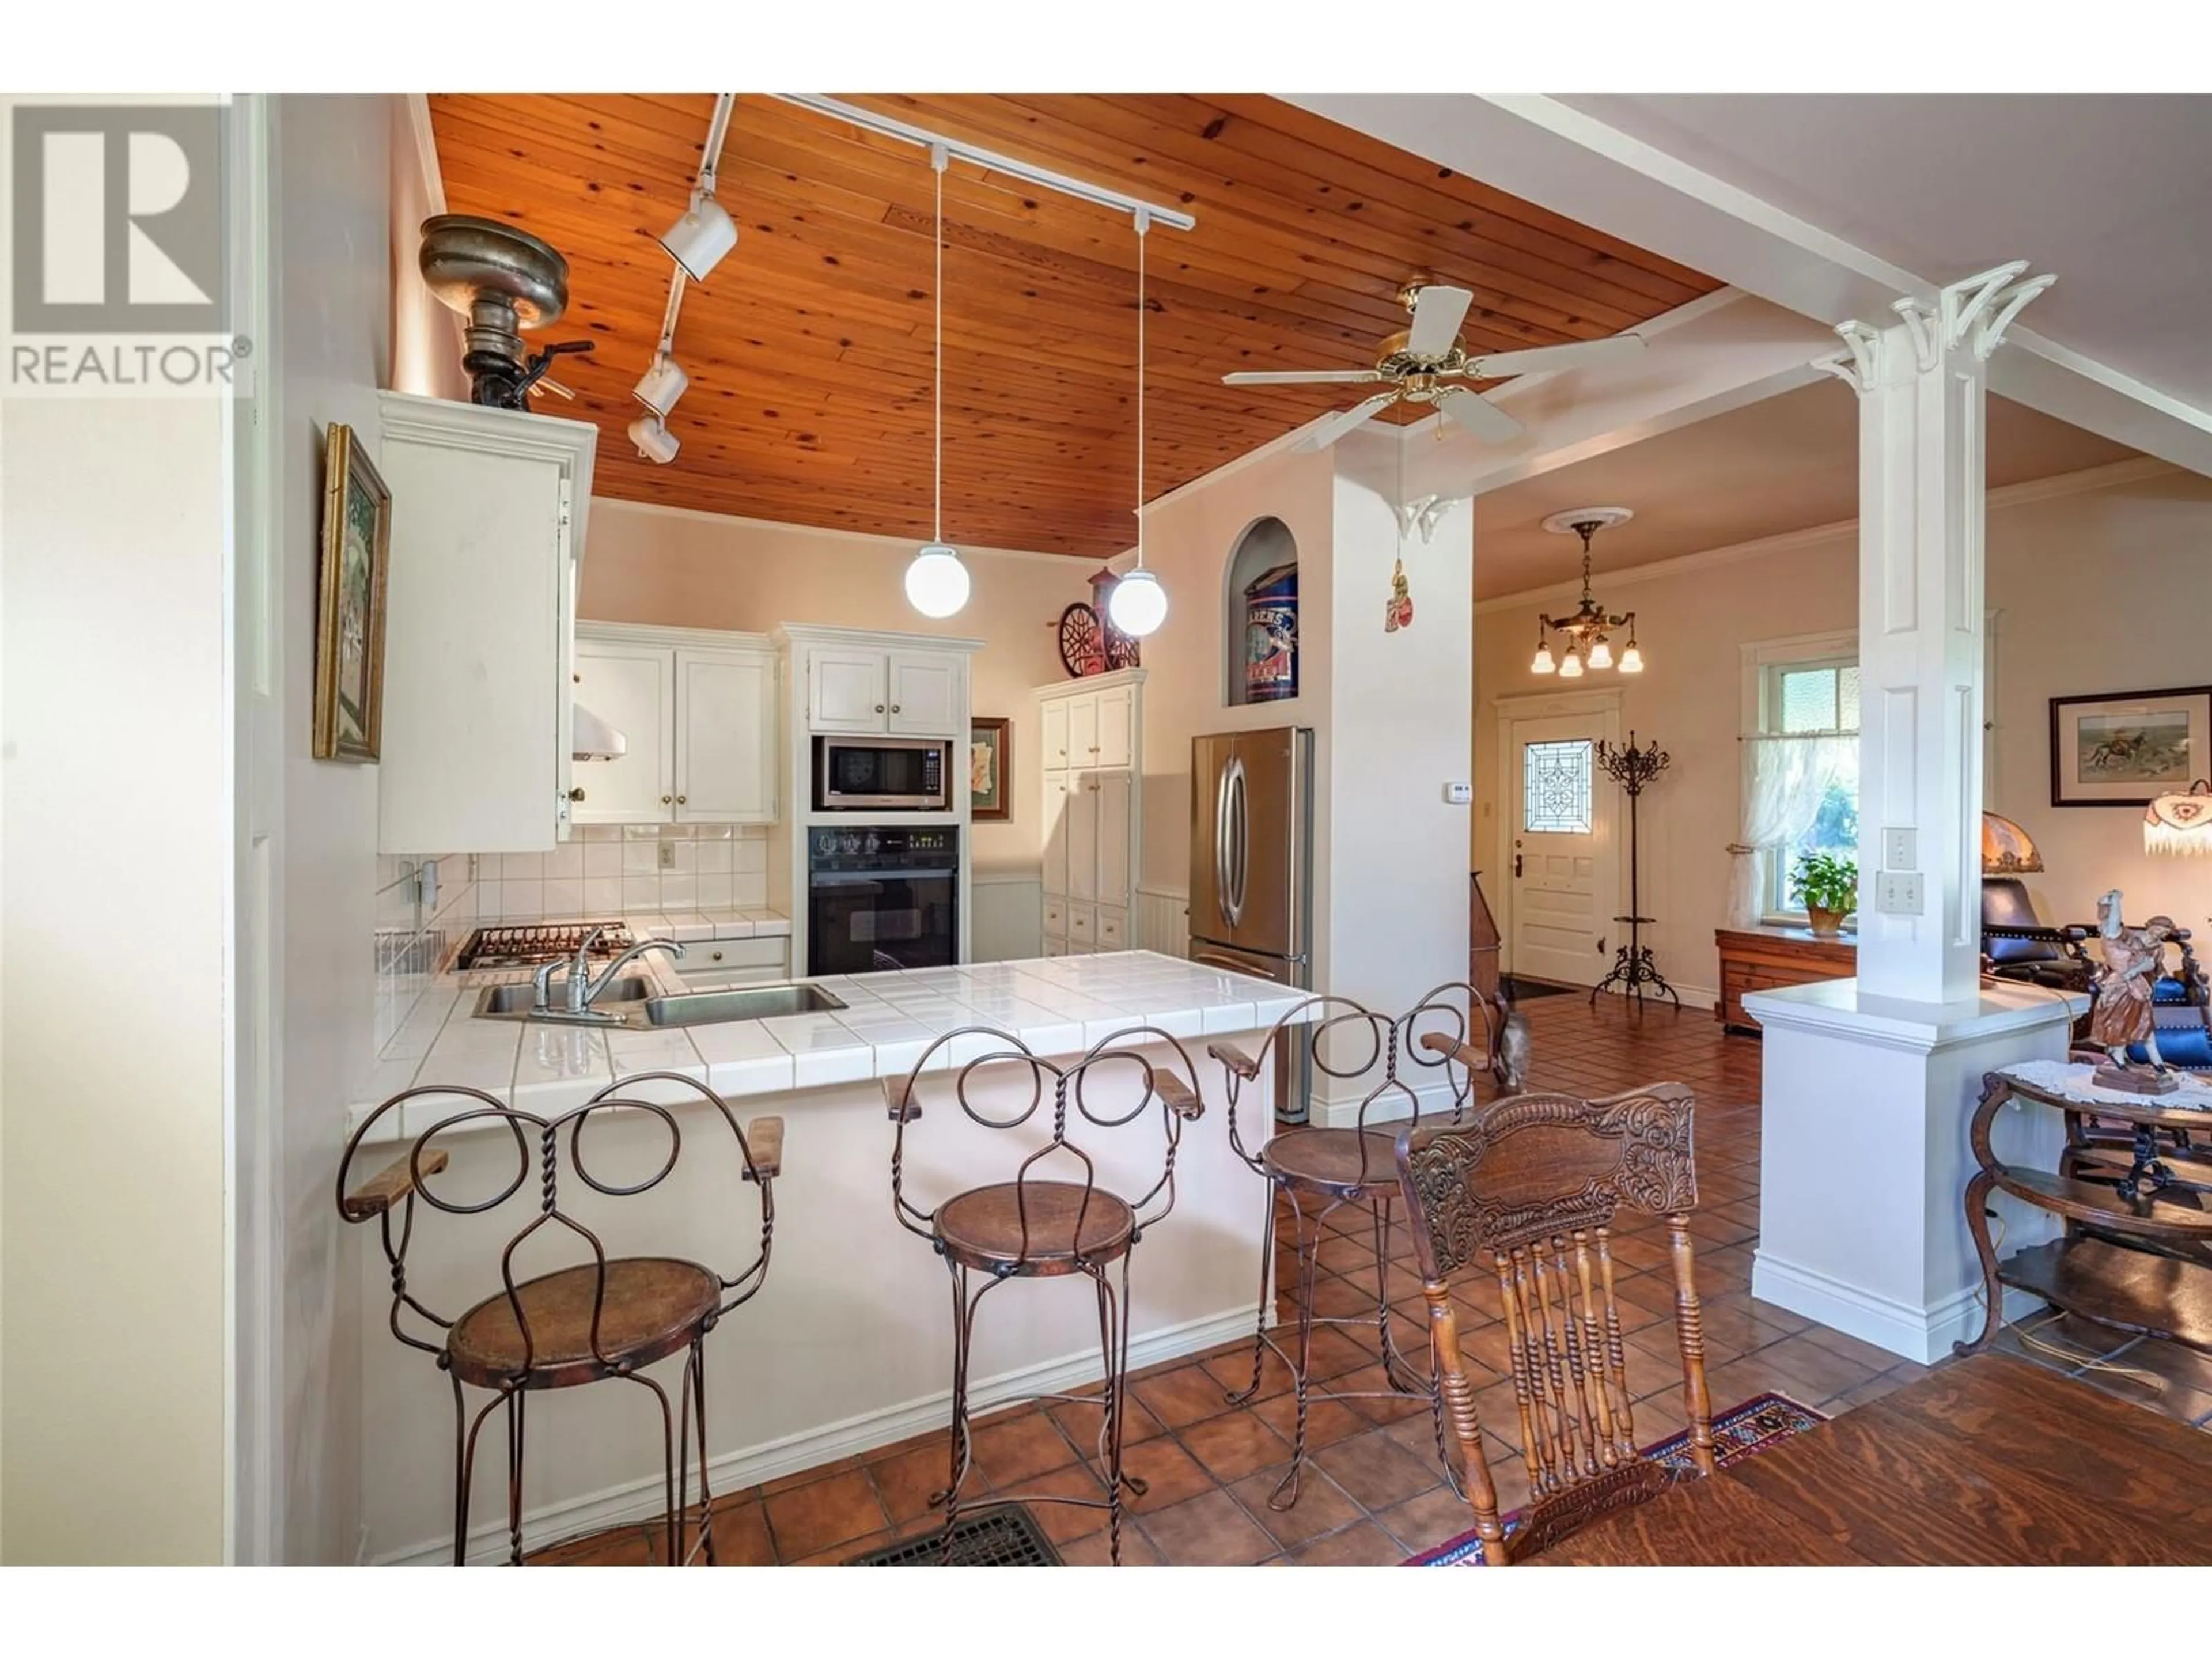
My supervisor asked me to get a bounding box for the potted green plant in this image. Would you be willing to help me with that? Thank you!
[1790,850,1858,938]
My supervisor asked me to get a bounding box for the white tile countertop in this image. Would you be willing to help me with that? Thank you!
[350,950,1313,1146]
[622,907,791,941]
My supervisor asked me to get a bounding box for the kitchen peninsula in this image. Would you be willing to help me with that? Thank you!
[350,948,1310,1565]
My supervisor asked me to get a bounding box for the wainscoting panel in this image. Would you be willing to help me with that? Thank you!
[971,872,1043,963]
[1136,887,1190,957]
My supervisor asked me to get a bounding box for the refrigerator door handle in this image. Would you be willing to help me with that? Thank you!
[1225,757,1248,927]
[1214,759,1235,930]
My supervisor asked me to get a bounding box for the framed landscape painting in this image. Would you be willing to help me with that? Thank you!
[313,422,392,762]
[970,717,1010,821]
[2049,685,2211,806]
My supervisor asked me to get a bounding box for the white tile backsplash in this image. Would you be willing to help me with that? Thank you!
[373,851,476,1054]
[463,824,774,923]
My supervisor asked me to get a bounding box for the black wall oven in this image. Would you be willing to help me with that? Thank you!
[806,827,959,975]
[813,735,952,812]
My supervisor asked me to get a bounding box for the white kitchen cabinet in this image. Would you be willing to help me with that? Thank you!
[375,392,596,854]
[570,642,673,825]
[676,649,775,822]
[573,624,778,825]
[1037,669,1144,947]
[808,649,890,732]
[887,652,961,736]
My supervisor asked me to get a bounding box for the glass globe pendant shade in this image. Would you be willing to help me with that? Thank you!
[1618,640,1645,674]
[1531,641,1557,675]
[904,543,970,619]
[1558,646,1585,679]
[1587,636,1614,671]
[1108,567,1168,637]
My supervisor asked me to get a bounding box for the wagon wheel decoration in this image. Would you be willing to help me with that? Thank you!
[1104,622,1141,671]
[1056,602,1107,678]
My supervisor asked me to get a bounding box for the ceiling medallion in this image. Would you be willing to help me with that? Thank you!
[1531,507,1641,679]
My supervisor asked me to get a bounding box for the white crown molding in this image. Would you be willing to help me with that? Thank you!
[1034,666,1146,702]
[404,93,446,217]
[774,621,983,656]
[575,619,776,654]
[588,493,1084,568]
[1474,455,2180,615]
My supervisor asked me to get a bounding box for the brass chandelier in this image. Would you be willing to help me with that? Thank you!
[1531,507,1641,678]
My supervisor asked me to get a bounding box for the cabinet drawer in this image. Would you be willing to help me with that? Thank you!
[1066,904,1097,942]
[679,937,788,976]
[1096,906,1128,949]
[1043,899,1066,939]
[1043,937,1068,959]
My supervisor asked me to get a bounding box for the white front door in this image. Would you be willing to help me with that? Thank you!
[1506,714,1613,986]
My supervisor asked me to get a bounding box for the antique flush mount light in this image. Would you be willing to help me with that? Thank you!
[1530,507,1641,678]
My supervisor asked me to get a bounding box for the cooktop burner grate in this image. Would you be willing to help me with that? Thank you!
[456,921,635,971]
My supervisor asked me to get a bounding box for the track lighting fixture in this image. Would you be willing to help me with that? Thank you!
[632,347,689,418]
[627,414,679,465]
[658,191,738,282]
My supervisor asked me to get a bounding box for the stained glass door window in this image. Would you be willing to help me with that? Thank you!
[1523,739,1593,834]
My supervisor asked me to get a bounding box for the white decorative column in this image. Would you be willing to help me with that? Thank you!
[1751,264,2082,1364]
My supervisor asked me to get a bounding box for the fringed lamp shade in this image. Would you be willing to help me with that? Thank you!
[1981,812,2044,874]
[2145,781,2212,857]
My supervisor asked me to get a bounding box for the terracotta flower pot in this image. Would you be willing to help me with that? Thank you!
[1805,905,1850,938]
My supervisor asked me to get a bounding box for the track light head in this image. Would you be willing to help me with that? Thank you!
[658,192,738,282]
[627,414,679,465]
[632,353,690,418]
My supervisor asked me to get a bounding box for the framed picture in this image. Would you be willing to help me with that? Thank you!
[2049,685,2211,806]
[969,717,1010,821]
[313,422,392,763]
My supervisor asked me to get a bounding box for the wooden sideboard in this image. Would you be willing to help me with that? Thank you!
[1714,925,1857,1033]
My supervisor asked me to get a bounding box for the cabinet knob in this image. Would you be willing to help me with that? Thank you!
[568,786,586,802]
[874,704,886,713]
[711,949,724,962]
[676,795,687,805]
[1089,745,1100,753]
[662,794,673,805]
[891,704,901,714]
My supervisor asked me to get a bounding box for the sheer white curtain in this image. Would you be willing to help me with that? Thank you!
[1728,736,1853,925]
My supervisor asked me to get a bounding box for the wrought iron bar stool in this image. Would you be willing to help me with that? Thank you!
[337,1071,783,1565]
[1206,982,1517,1509]
[885,1023,1203,1566]
[1395,1082,1712,1563]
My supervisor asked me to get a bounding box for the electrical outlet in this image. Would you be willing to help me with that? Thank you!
[1443,781,1474,806]
[1883,827,1916,870]
[658,840,677,870]
[1876,870,1924,915]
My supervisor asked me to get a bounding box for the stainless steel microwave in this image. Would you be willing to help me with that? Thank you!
[812,735,952,812]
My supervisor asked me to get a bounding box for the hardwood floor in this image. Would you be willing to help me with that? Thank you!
[527,994,2212,1565]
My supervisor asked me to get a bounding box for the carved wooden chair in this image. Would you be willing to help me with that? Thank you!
[337,1071,783,1565]
[1206,983,1507,1509]
[1394,1082,1712,1565]
[885,1023,1203,1566]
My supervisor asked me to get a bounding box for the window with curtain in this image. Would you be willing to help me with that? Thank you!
[1761,658,1860,919]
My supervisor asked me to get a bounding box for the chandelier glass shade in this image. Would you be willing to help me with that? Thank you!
[1532,510,1640,676]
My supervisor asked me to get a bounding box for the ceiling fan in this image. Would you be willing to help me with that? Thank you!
[1222,277,1647,452]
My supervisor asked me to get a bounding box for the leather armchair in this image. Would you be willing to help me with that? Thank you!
[1980,876,2094,992]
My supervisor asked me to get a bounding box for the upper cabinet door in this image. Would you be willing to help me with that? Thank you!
[887,651,963,736]
[1040,698,1071,774]
[810,649,889,732]
[676,649,777,823]
[1066,695,1100,767]
[571,642,673,824]
[1095,685,1135,770]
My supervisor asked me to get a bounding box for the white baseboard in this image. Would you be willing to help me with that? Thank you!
[375,1300,1260,1566]
[1309,1075,1461,1131]
[1751,1249,2045,1368]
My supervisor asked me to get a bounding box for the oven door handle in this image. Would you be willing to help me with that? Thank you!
[809,869,957,887]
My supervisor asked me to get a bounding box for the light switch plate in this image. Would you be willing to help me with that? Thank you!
[1883,827,1916,870]
[659,840,677,870]
[1876,870,1924,915]
[1443,781,1474,806]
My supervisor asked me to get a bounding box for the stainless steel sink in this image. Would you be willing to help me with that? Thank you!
[643,983,847,1027]
[474,976,652,1020]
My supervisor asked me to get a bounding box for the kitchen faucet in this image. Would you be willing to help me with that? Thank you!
[529,926,685,1022]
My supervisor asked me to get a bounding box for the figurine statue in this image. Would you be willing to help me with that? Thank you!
[2086,889,2178,1093]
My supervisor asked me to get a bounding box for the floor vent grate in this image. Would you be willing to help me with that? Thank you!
[848,1505,1063,1567]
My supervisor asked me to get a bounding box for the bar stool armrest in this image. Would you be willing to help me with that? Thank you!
[1419,1031,1487,1070]
[742,1117,785,1182]
[341,1147,448,1221]
[1208,1040,1260,1081]
[884,1077,921,1121]
[1154,1072,1203,1120]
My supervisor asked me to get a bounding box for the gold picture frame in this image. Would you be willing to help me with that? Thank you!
[970,717,1011,821]
[313,422,392,762]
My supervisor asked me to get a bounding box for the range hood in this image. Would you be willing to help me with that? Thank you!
[572,701,628,762]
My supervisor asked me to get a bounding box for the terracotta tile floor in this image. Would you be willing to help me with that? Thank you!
[530,993,2211,1566]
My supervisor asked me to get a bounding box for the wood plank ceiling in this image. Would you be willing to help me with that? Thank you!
[426,94,1722,559]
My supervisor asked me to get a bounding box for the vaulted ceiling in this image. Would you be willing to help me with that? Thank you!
[427,94,1722,558]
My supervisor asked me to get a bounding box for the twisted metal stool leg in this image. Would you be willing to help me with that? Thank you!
[504,1388,528,1566]
[691,1339,717,1565]
[933,1263,976,1565]
[1266,1194,1329,1512]
[620,1370,679,1567]
[1225,1190,1280,1407]
[448,1369,472,1566]
[454,1388,505,1566]
[1089,1262,1130,1566]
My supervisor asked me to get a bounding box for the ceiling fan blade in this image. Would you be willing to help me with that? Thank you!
[1405,285,1475,357]
[1222,369,1384,385]
[1294,392,1398,452]
[1437,388,1524,444]
[1467,333,1646,380]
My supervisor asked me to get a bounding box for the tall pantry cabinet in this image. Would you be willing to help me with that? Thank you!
[1038,669,1143,956]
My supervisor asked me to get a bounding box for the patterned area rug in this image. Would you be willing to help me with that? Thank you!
[1404,1392,1827,1566]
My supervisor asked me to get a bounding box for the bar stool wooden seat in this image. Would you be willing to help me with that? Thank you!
[338,1071,783,1566]
[1207,984,1512,1509]
[886,1023,1203,1566]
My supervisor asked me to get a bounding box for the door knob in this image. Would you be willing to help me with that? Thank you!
[1514,853,1524,877]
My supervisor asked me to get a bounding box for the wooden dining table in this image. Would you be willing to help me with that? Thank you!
[1536,1351,2212,1566]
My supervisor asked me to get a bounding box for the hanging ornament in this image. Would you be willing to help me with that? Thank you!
[1384,557,1414,632]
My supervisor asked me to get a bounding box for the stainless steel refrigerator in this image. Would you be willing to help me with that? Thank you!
[1189,726,1315,1122]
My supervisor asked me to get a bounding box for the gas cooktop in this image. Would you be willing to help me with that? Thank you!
[455,921,636,971]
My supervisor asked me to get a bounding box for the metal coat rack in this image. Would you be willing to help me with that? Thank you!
[1592,732,1679,1009]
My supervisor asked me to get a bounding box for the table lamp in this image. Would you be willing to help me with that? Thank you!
[1982,812,2044,874]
